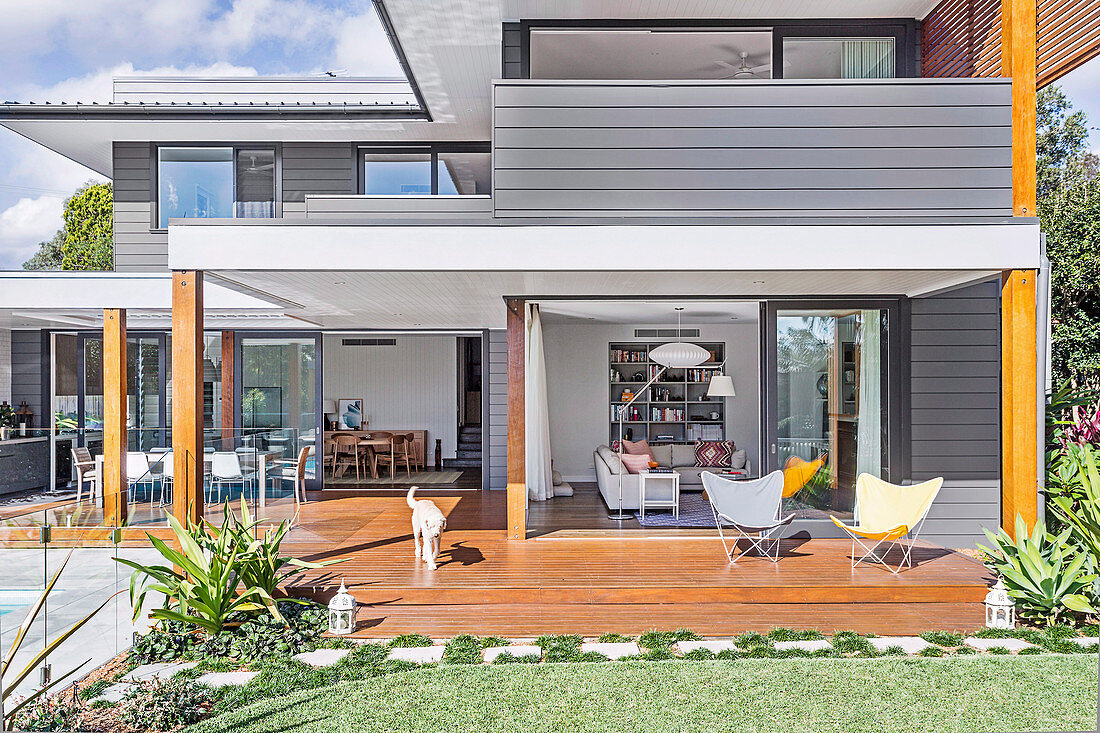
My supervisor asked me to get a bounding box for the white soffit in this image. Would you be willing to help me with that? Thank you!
[0,272,284,311]
[538,300,761,325]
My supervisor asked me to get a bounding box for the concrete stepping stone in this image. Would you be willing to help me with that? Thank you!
[774,639,832,652]
[96,683,133,703]
[482,645,542,663]
[869,637,932,654]
[123,661,199,682]
[1071,637,1099,648]
[963,637,1036,652]
[196,670,260,688]
[293,648,351,667]
[387,645,446,664]
[675,640,738,655]
[580,642,641,659]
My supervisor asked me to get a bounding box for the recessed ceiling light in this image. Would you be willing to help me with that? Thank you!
[752,280,765,284]
[334,281,346,285]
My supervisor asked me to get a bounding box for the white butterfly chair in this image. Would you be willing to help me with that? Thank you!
[829,474,944,574]
[702,470,794,564]
[157,451,174,507]
[209,451,257,505]
[126,452,157,506]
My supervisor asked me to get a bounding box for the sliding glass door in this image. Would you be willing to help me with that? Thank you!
[77,332,167,453]
[765,304,895,521]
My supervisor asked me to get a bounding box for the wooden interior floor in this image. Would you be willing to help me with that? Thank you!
[283,489,992,637]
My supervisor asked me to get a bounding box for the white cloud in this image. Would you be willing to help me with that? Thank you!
[0,196,64,268]
[331,10,404,77]
[1056,57,1100,154]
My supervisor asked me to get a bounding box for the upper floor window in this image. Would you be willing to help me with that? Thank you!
[361,148,490,196]
[782,37,896,79]
[157,146,275,228]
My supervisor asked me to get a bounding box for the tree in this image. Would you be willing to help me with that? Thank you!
[21,228,66,270]
[60,181,113,271]
[1038,86,1100,386]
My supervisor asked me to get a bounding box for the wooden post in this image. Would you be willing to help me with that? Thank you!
[102,309,127,525]
[220,331,235,450]
[999,0,1039,539]
[1001,270,1038,537]
[505,298,526,540]
[172,271,204,526]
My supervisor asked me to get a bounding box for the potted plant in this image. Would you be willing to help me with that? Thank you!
[0,401,17,441]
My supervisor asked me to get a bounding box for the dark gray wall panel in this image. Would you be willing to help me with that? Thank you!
[10,331,43,421]
[909,279,1001,546]
[282,143,356,203]
[493,79,1012,219]
[112,142,167,272]
[487,329,507,490]
[502,23,523,79]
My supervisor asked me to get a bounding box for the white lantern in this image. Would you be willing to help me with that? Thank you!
[984,579,1016,629]
[327,580,358,635]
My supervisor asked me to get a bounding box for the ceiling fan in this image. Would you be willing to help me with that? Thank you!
[715,51,771,79]
[241,153,274,173]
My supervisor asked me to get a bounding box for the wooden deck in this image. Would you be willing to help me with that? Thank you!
[283,489,992,637]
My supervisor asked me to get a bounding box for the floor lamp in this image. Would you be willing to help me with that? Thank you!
[611,338,714,521]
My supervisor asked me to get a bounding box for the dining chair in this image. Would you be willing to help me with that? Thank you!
[210,451,257,504]
[375,434,413,479]
[332,434,362,482]
[403,433,423,471]
[72,447,97,503]
[273,446,312,506]
[126,452,156,505]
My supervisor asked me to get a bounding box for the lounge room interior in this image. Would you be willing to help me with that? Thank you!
[526,299,887,536]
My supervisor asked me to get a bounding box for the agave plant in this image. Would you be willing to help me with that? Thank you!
[116,512,273,635]
[979,515,1097,625]
[2,548,116,730]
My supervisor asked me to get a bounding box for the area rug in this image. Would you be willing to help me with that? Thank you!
[635,492,714,527]
[327,470,463,486]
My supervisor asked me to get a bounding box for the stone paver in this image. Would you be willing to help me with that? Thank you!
[869,637,932,654]
[675,640,738,655]
[580,642,641,660]
[483,645,542,663]
[97,683,134,703]
[387,645,446,664]
[293,648,352,667]
[774,639,832,652]
[963,637,1036,652]
[1071,637,1099,647]
[196,670,260,688]
[123,661,199,682]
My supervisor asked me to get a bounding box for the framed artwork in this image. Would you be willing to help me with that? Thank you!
[338,398,365,429]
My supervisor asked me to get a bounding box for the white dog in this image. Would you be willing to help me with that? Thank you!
[408,487,447,570]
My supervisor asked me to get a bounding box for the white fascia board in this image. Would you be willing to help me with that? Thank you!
[0,272,282,310]
[169,221,1042,272]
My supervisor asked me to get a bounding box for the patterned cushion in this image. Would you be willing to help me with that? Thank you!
[620,453,651,474]
[622,439,654,458]
[694,441,736,468]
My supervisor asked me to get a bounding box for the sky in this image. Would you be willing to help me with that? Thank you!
[0,4,1098,269]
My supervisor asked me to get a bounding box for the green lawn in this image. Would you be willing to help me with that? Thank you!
[188,656,1098,733]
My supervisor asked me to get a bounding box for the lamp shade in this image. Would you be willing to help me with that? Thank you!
[649,341,711,368]
[707,375,736,397]
[322,400,337,414]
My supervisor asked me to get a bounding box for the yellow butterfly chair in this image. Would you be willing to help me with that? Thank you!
[782,453,828,499]
[829,474,943,574]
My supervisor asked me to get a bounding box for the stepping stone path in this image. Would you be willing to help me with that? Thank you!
[293,648,352,667]
[869,637,932,654]
[580,642,641,660]
[773,639,832,652]
[1071,637,1099,648]
[482,645,542,663]
[123,661,199,683]
[196,671,260,688]
[97,683,133,704]
[387,646,446,664]
[675,640,738,655]
[963,637,1036,653]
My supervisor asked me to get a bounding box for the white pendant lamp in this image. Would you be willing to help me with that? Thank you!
[650,341,711,368]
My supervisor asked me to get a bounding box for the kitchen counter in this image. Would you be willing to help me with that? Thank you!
[0,435,51,496]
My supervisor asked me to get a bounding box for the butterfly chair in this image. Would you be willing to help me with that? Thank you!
[829,474,944,574]
[782,452,828,498]
[126,452,158,506]
[702,471,794,564]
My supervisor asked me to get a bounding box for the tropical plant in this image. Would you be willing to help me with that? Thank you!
[1,549,116,730]
[0,403,16,430]
[979,516,1097,625]
[1049,446,1100,585]
[116,512,273,635]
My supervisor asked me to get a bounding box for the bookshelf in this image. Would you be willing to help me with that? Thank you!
[608,341,726,444]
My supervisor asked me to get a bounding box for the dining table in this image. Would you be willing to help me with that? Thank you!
[348,438,392,479]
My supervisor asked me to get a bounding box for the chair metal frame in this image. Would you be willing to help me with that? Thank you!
[844,518,930,575]
[703,471,793,565]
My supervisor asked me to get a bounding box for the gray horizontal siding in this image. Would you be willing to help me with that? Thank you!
[909,279,1001,547]
[112,143,166,272]
[282,143,356,203]
[492,79,1012,219]
[487,329,507,491]
[305,195,492,220]
[10,331,44,422]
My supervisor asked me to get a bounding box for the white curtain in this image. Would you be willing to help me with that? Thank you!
[841,39,895,79]
[525,304,554,501]
[856,310,882,478]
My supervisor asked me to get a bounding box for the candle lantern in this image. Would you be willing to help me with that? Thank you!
[327,580,358,635]
[984,579,1016,629]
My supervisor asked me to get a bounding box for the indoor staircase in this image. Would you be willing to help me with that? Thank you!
[445,424,482,469]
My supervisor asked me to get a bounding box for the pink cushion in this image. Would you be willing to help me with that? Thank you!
[620,453,651,474]
[622,439,654,459]
[694,440,736,468]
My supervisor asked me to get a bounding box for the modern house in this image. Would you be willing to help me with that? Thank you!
[1,0,1096,557]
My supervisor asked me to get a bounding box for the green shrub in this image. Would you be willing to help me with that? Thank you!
[880,645,906,656]
[768,628,824,641]
[78,679,110,701]
[491,652,541,664]
[918,646,946,657]
[119,679,215,731]
[954,646,978,655]
[683,648,716,661]
[641,647,677,661]
[443,635,503,664]
[537,634,583,662]
[577,651,610,663]
[715,649,741,661]
[12,698,84,731]
[734,632,772,651]
[831,631,875,656]
[639,629,699,649]
[986,646,1011,655]
[597,633,633,643]
[388,633,435,648]
[1017,646,1043,655]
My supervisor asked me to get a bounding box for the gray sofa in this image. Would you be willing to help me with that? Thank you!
[593,443,751,511]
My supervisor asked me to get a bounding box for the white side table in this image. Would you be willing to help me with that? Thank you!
[639,470,680,518]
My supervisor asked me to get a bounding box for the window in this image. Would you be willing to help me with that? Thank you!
[157,146,275,228]
[361,148,490,195]
[783,37,896,79]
